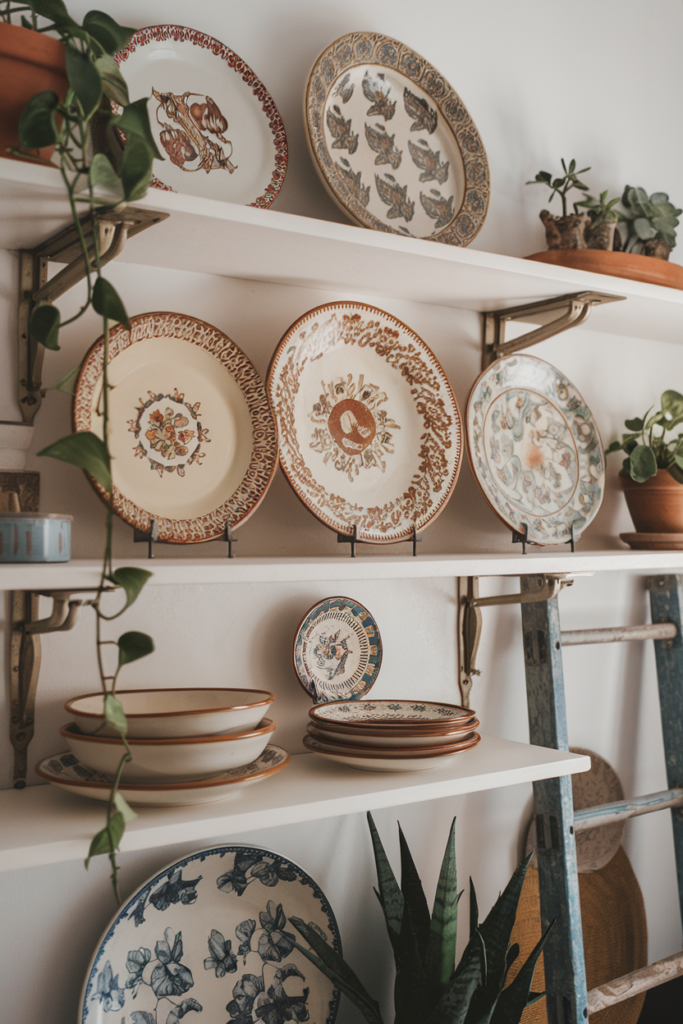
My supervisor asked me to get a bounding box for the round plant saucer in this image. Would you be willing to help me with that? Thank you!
[620,532,683,550]
[526,249,683,291]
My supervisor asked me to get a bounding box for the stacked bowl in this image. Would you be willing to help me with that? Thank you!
[36,688,290,806]
[303,698,480,772]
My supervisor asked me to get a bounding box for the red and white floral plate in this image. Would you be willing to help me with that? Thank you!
[267,301,463,543]
[73,312,278,543]
[115,25,287,206]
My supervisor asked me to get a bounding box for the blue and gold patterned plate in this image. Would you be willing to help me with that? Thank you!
[466,355,605,545]
[293,596,382,702]
[79,844,340,1024]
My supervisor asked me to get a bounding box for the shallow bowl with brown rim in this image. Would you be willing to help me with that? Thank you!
[309,698,475,731]
[65,688,275,738]
[303,732,480,773]
[62,719,276,781]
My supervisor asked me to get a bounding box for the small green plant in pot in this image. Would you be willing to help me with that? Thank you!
[288,812,550,1024]
[526,159,591,249]
[574,190,621,250]
[607,390,683,534]
[616,186,681,260]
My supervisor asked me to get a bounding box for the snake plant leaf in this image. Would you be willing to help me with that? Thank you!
[106,566,153,612]
[629,444,658,482]
[29,302,60,349]
[427,817,459,992]
[18,90,59,150]
[38,430,111,491]
[118,631,154,667]
[489,921,553,1024]
[104,693,127,736]
[394,894,427,1024]
[289,921,384,1024]
[65,43,102,119]
[424,929,485,1024]
[469,877,479,937]
[93,277,130,329]
[112,97,162,158]
[367,812,403,948]
[85,810,125,866]
[119,133,155,202]
[83,11,134,54]
[398,823,431,962]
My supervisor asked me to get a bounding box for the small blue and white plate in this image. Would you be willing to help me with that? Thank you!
[293,596,382,703]
[79,844,341,1024]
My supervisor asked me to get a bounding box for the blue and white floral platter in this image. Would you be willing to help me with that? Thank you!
[80,845,341,1024]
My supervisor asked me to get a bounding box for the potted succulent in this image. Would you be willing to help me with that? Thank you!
[616,186,681,260]
[526,158,592,249]
[288,812,550,1024]
[606,390,683,535]
[575,189,621,250]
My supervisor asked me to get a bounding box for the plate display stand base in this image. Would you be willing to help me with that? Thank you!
[133,518,238,558]
[337,523,422,558]
[512,522,576,555]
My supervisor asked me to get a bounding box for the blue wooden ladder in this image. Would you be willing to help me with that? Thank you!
[520,572,683,1023]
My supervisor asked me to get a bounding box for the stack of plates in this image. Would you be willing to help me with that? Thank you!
[303,698,480,772]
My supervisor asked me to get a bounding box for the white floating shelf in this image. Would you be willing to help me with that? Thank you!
[0,739,589,872]
[0,549,679,591]
[1,158,682,343]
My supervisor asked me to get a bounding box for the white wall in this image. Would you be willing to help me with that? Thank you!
[2,1,683,1021]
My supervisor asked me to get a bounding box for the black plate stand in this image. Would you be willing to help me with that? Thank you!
[512,522,575,555]
[337,524,422,558]
[133,520,238,558]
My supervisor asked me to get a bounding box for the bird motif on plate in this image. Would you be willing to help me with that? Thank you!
[420,189,455,229]
[365,123,402,169]
[333,72,354,103]
[362,70,395,120]
[408,138,449,184]
[403,87,438,133]
[327,104,359,153]
[375,174,415,221]
[336,158,370,206]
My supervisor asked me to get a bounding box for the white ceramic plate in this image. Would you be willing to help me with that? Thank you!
[35,746,289,807]
[115,25,287,205]
[65,688,275,738]
[466,354,605,545]
[73,312,278,543]
[307,718,479,749]
[78,843,339,1024]
[305,31,489,244]
[309,697,473,728]
[303,732,479,772]
[268,301,462,543]
[293,596,382,702]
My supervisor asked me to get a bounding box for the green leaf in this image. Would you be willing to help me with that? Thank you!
[54,364,80,395]
[84,811,124,867]
[117,630,154,667]
[28,0,71,23]
[427,817,459,992]
[399,823,431,958]
[29,303,60,350]
[18,90,59,150]
[119,133,155,202]
[624,417,643,431]
[92,276,130,328]
[83,11,134,54]
[289,920,383,1024]
[38,430,111,490]
[106,566,152,612]
[89,152,124,198]
[668,464,683,484]
[633,216,657,241]
[395,895,427,1024]
[94,54,129,106]
[469,878,479,937]
[424,930,485,1024]
[605,440,623,455]
[65,44,102,119]
[661,390,683,420]
[113,789,137,824]
[104,693,127,736]
[629,444,658,482]
[367,812,404,950]
[489,922,553,1024]
[111,97,162,158]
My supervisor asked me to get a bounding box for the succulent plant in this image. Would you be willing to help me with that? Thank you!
[606,390,683,483]
[617,186,681,256]
[526,159,591,217]
[289,812,550,1024]
[575,190,621,225]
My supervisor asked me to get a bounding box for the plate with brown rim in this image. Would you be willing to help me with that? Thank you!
[267,301,463,543]
[309,697,473,729]
[305,31,489,244]
[73,312,278,543]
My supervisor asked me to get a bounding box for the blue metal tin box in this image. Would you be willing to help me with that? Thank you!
[0,513,72,562]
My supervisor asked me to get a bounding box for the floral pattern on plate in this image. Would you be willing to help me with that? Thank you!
[306,32,489,245]
[310,698,471,725]
[466,355,604,544]
[79,845,340,1024]
[293,597,382,702]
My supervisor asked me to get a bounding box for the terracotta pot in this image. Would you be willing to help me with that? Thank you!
[525,248,683,291]
[0,23,67,163]
[539,209,590,249]
[621,469,683,533]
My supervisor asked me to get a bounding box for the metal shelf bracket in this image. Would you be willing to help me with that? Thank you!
[481,290,626,369]
[18,205,169,424]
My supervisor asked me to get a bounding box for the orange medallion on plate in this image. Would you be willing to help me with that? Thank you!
[328,398,377,455]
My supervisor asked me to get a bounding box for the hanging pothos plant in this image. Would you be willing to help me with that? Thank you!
[10,0,161,901]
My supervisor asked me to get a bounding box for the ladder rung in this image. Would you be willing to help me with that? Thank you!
[587,950,683,1013]
[561,623,677,646]
[574,788,683,830]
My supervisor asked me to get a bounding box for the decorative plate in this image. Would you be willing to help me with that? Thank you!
[309,698,473,728]
[79,844,340,1024]
[114,25,287,205]
[36,746,290,807]
[305,31,489,244]
[293,596,382,702]
[73,312,278,544]
[307,718,478,748]
[268,302,462,543]
[466,355,605,545]
[304,728,479,756]
[303,732,480,772]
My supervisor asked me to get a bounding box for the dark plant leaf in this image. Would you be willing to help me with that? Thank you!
[398,823,431,963]
[104,693,127,736]
[38,431,111,490]
[624,417,643,431]
[93,276,130,328]
[65,44,102,118]
[94,54,129,107]
[89,152,124,197]
[83,11,134,54]
[661,390,683,420]
[629,444,658,483]
[425,929,485,1024]
[119,134,155,201]
[18,90,59,150]
[118,631,154,667]
[28,0,71,23]
[367,812,403,950]
[112,97,162,157]
[106,566,153,612]
[427,817,459,993]
[395,890,427,1024]
[30,303,60,350]
[85,810,124,866]
[489,921,553,1024]
[604,440,623,455]
[469,878,479,937]
[668,464,683,484]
